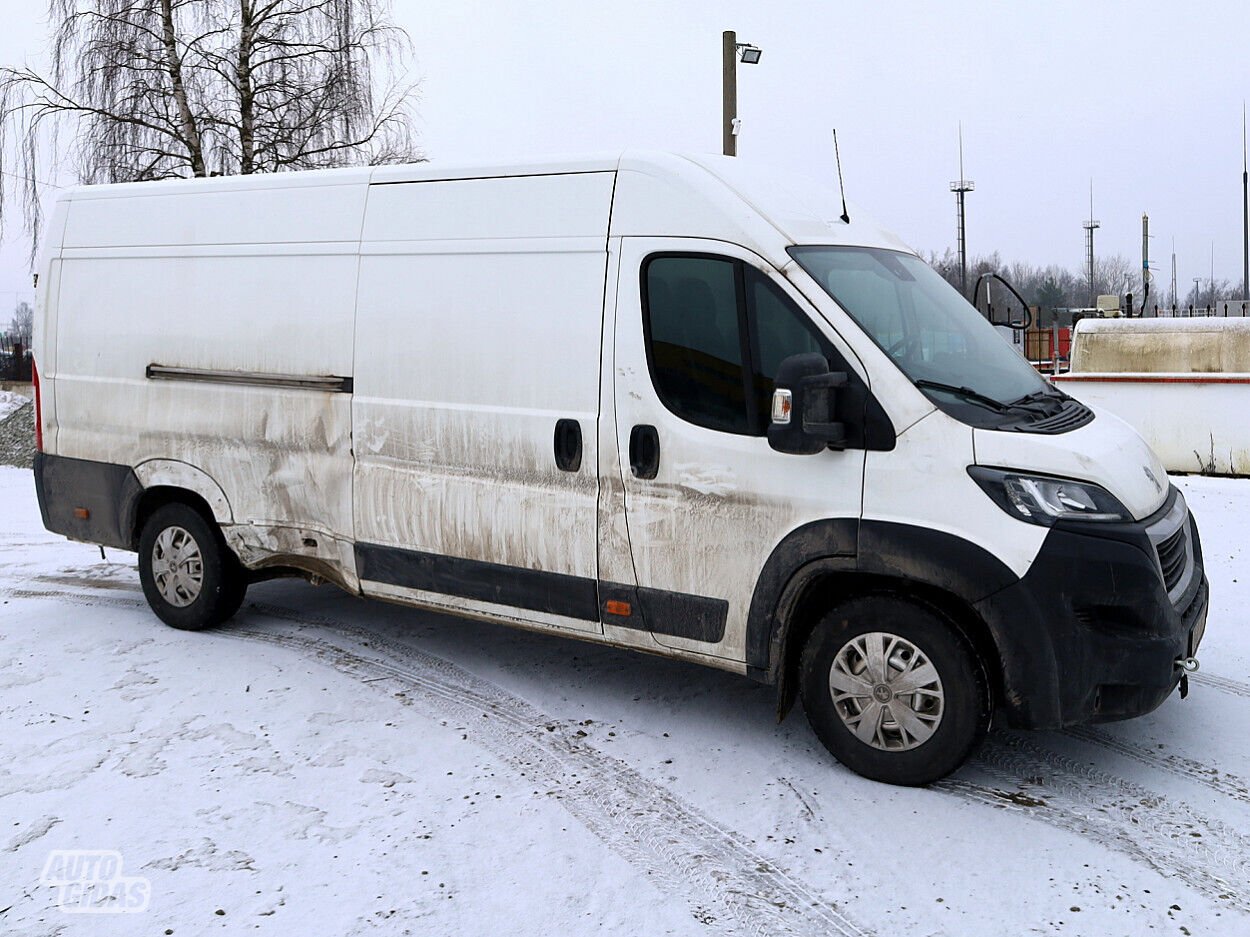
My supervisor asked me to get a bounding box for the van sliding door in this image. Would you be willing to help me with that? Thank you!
[351,173,615,634]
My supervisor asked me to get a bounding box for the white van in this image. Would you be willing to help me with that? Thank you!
[30,152,1207,785]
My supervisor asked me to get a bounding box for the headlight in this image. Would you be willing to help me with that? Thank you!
[968,467,1130,526]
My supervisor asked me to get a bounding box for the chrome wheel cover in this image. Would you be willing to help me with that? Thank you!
[151,525,205,608]
[829,631,945,751]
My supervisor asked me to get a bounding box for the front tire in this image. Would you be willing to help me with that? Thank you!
[138,502,246,631]
[799,595,990,786]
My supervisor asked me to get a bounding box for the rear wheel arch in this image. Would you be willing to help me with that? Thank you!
[132,460,232,524]
[129,486,226,553]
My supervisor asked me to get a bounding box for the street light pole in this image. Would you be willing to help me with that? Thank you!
[721,30,761,156]
[722,30,738,156]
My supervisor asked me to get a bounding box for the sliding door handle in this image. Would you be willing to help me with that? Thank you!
[629,424,660,479]
[554,419,582,472]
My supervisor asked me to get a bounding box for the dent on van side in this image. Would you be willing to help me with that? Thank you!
[30,152,1208,786]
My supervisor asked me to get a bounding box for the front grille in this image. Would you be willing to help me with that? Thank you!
[1146,491,1195,607]
[1155,524,1188,594]
[1017,398,1095,435]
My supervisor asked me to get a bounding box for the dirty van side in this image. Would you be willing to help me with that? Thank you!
[32,152,1207,786]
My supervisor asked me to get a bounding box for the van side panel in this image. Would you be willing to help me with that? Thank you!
[33,196,71,454]
[51,183,366,584]
[353,173,613,631]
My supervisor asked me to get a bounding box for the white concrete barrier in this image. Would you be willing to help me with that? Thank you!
[1054,317,1250,475]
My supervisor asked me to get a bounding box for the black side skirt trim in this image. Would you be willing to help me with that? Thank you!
[356,543,727,641]
[599,581,728,642]
[636,587,728,643]
[356,543,600,621]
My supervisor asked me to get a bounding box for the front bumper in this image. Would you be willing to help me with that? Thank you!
[975,485,1208,729]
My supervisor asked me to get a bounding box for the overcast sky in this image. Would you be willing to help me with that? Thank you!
[3,0,1249,311]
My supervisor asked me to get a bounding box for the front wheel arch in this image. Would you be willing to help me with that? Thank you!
[772,570,1004,727]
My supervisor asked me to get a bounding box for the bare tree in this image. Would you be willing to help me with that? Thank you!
[0,0,421,247]
[1091,255,1135,300]
[928,246,1245,316]
[7,301,33,346]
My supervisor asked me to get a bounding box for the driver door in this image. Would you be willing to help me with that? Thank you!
[612,238,868,663]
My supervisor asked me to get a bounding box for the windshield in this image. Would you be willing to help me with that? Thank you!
[789,246,1051,415]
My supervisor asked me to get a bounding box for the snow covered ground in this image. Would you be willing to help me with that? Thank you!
[1,465,1247,937]
[0,389,30,422]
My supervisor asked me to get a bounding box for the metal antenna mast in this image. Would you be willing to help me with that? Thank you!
[950,124,975,297]
[1083,180,1100,307]
[1171,239,1177,311]
[1243,102,1248,301]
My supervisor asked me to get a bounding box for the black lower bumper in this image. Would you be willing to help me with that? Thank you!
[975,489,1207,729]
[33,452,144,550]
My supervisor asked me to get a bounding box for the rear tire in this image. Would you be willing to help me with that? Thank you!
[799,595,990,786]
[137,502,246,631]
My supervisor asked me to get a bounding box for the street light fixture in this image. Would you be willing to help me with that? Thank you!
[722,31,763,157]
[737,43,763,65]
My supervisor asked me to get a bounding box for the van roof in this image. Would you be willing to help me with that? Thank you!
[57,150,914,262]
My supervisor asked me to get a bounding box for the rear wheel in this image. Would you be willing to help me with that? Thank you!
[138,502,246,630]
[799,595,990,785]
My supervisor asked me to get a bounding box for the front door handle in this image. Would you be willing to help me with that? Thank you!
[554,419,582,472]
[629,424,660,479]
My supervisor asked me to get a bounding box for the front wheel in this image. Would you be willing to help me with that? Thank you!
[799,595,991,785]
[137,502,246,630]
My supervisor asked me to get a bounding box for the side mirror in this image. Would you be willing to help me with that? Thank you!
[767,353,848,455]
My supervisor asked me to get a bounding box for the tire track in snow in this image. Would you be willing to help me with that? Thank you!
[14,575,1250,922]
[1191,671,1250,699]
[1066,725,1250,808]
[227,602,871,937]
[7,587,145,610]
[6,581,869,937]
[939,734,1250,914]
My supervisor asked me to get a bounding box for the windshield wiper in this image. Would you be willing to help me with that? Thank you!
[1009,388,1063,407]
[1008,387,1068,415]
[915,380,1012,413]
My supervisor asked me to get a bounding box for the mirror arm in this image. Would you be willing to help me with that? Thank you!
[800,370,848,449]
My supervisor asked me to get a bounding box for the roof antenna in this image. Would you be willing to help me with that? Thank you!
[832,129,851,224]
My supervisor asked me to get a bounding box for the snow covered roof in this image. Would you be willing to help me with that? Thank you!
[1071,315,1250,372]
[1076,316,1250,333]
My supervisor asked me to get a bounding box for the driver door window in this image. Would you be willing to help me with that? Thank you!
[643,253,834,436]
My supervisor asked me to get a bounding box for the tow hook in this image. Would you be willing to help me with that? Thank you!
[1175,656,1200,700]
